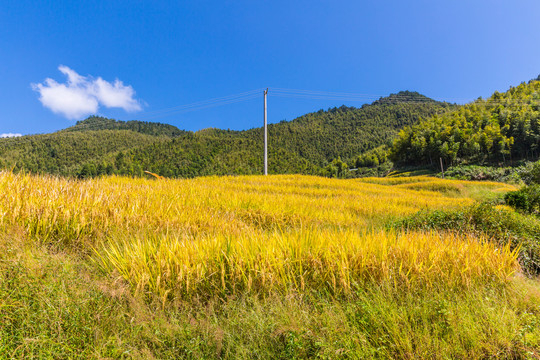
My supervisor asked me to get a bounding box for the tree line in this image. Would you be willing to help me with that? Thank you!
[0,92,452,178]
[390,78,540,167]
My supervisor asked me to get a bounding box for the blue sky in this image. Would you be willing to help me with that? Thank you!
[1,0,540,136]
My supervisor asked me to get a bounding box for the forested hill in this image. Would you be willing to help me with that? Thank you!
[0,130,171,175]
[240,91,453,167]
[391,77,540,167]
[63,116,186,137]
[0,91,452,178]
[116,132,318,178]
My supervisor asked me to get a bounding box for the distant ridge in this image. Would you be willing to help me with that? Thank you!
[0,91,452,178]
[372,91,440,105]
[63,116,186,137]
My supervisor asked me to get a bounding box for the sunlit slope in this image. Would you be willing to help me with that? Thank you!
[0,172,517,300]
[0,173,514,239]
[97,230,518,299]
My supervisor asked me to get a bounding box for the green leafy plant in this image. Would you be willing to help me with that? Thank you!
[505,185,540,215]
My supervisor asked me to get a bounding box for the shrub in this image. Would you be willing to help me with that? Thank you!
[519,160,540,185]
[444,164,520,183]
[505,185,540,215]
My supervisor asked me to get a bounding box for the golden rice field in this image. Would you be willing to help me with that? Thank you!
[0,172,518,300]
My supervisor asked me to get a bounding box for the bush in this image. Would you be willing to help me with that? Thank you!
[518,160,540,185]
[442,160,540,185]
[505,185,540,215]
[444,164,521,183]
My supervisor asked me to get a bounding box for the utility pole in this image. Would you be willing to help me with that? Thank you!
[264,88,268,175]
[440,157,445,179]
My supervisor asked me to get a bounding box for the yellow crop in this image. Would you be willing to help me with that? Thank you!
[95,229,518,300]
[0,171,518,299]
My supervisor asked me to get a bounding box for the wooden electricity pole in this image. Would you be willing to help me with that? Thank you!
[264,88,268,175]
[440,157,445,179]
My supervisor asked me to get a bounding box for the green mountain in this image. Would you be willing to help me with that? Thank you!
[0,91,452,178]
[116,132,318,178]
[391,78,540,167]
[0,130,171,175]
[250,91,453,167]
[64,116,186,137]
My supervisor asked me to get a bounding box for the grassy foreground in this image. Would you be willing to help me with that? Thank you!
[1,172,540,358]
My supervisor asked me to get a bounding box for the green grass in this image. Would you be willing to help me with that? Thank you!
[2,229,540,359]
[2,173,540,359]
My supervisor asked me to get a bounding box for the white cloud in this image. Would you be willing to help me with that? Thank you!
[32,65,142,120]
[0,133,22,138]
[92,77,141,111]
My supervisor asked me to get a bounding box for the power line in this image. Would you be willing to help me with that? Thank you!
[272,93,539,105]
[271,87,385,97]
[128,86,539,122]
[142,88,263,114]
[138,94,260,120]
[271,87,540,105]
[135,89,264,120]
